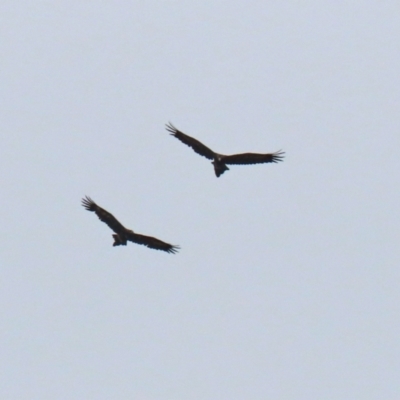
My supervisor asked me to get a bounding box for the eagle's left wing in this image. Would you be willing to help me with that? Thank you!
[222,151,285,165]
[126,231,180,254]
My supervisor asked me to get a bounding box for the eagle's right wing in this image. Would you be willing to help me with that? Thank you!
[82,196,126,234]
[166,122,215,160]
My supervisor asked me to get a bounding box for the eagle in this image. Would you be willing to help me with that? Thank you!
[166,122,285,177]
[81,196,179,254]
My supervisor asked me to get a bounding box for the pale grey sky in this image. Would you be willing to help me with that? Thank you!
[1,2,400,399]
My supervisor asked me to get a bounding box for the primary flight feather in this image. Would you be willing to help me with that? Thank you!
[166,122,284,177]
[81,196,179,254]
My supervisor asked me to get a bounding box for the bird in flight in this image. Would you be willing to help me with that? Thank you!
[166,122,285,177]
[82,196,179,254]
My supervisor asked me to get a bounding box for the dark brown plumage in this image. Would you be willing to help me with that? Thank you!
[166,122,284,177]
[81,196,179,254]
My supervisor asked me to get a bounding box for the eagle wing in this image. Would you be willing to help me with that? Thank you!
[222,151,285,165]
[82,196,126,234]
[126,231,180,254]
[166,122,215,160]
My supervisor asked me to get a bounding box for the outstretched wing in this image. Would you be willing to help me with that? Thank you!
[222,151,285,165]
[166,122,215,160]
[126,231,180,254]
[81,196,126,234]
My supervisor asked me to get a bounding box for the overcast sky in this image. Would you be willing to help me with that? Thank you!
[1,2,400,399]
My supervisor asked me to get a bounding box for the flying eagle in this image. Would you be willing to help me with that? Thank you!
[81,196,179,254]
[166,122,285,177]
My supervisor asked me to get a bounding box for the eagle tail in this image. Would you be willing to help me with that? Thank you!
[112,234,127,246]
[212,161,229,177]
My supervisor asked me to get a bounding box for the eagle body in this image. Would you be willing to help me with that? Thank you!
[82,196,179,254]
[166,122,284,177]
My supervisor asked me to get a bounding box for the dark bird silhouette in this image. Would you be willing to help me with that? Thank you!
[81,196,179,254]
[166,122,285,177]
